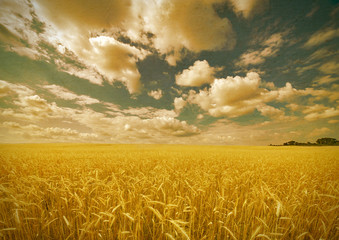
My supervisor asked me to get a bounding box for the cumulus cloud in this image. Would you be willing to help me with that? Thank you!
[187,72,262,117]
[33,0,132,30]
[228,0,270,18]
[29,0,237,90]
[0,80,200,143]
[87,36,149,93]
[235,33,284,67]
[30,1,149,93]
[43,85,100,105]
[148,89,163,100]
[145,117,200,137]
[175,60,217,86]
[0,80,34,97]
[122,107,177,119]
[304,27,339,48]
[185,72,301,118]
[141,0,236,65]
[174,97,187,113]
[2,121,98,141]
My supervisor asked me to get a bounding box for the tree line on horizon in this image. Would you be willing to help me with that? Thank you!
[270,137,338,146]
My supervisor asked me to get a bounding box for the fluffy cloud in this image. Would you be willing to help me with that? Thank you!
[175,60,217,86]
[148,89,163,100]
[29,0,236,91]
[43,85,100,105]
[122,107,177,119]
[0,80,199,143]
[2,121,98,141]
[187,72,262,117]
[86,36,149,93]
[304,27,339,48]
[141,0,236,64]
[186,72,300,118]
[33,0,132,30]
[228,0,270,18]
[235,33,284,67]
[0,80,34,97]
[145,117,200,137]
[174,97,187,113]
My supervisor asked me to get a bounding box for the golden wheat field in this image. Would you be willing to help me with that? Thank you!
[0,144,338,240]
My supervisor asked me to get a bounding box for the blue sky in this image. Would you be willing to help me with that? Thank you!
[0,0,338,145]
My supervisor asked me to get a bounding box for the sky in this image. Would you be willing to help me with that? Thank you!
[0,0,338,145]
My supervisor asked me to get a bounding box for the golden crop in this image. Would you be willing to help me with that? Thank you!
[0,144,338,239]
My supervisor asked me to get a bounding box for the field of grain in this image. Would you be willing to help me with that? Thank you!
[0,144,338,239]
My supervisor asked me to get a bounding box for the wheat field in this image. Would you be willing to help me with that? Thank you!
[0,144,338,239]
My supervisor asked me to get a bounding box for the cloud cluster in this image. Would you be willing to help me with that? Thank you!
[185,72,297,118]
[1,0,272,94]
[148,89,163,100]
[304,27,339,48]
[43,84,100,105]
[176,60,217,87]
[141,0,236,64]
[235,33,284,67]
[303,104,339,121]
[228,0,269,18]
[27,0,238,92]
[0,80,199,143]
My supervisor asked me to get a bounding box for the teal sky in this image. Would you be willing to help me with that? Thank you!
[0,0,338,145]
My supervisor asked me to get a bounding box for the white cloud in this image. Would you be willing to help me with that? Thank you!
[86,36,149,93]
[235,33,284,67]
[43,84,100,105]
[301,86,339,103]
[148,89,163,100]
[140,0,236,65]
[312,75,339,86]
[2,121,98,141]
[55,60,103,85]
[174,97,187,113]
[304,27,339,48]
[175,60,217,86]
[318,61,339,75]
[303,105,339,121]
[122,107,177,119]
[187,72,263,117]
[185,72,302,118]
[286,103,300,111]
[0,80,200,143]
[30,0,236,89]
[228,0,270,18]
[197,114,204,120]
[0,80,34,97]
[257,104,296,121]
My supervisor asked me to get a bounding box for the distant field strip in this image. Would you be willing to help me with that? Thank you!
[0,144,338,239]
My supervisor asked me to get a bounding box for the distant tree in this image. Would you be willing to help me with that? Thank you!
[284,140,297,146]
[316,138,337,145]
